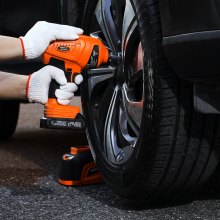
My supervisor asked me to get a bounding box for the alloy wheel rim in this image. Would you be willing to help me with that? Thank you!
[87,0,144,165]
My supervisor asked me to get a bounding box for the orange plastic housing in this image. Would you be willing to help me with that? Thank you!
[42,35,109,73]
[45,99,80,119]
[42,35,109,119]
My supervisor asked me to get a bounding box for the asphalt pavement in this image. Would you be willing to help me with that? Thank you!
[1,102,220,219]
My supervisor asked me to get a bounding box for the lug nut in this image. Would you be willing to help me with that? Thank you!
[109,52,122,65]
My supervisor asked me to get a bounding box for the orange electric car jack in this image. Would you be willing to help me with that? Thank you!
[58,146,103,186]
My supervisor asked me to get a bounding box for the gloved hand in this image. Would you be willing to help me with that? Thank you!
[26,65,83,105]
[20,21,83,60]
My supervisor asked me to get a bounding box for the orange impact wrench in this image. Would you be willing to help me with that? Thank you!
[40,35,119,130]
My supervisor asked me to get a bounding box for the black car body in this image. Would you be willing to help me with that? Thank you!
[160,0,220,81]
[2,0,219,82]
[0,0,61,36]
[160,0,220,113]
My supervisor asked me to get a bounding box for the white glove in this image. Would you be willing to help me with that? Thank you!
[26,65,82,105]
[56,74,83,105]
[20,21,83,60]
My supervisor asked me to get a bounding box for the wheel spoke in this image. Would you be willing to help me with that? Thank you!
[111,0,125,37]
[118,105,137,146]
[95,0,121,52]
[93,83,115,145]
[87,67,115,99]
[102,83,143,164]
[115,146,134,164]
[122,0,139,63]
[104,85,121,162]
[122,84,143,135]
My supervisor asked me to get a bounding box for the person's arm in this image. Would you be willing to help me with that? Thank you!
[0,71,28,100]
[0,21,84,62]
[0,21,83,104]
[0,36,23,61]
[0,66,78,104]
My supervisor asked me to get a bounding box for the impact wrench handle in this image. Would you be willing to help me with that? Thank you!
[48,58,79,100]
[42,57,81,121]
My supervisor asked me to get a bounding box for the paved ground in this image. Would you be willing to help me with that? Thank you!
[1,102,220,219]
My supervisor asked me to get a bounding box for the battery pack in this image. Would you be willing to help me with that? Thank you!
[40,116,85,130]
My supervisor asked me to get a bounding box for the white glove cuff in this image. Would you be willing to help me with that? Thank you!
[20,36,41,60]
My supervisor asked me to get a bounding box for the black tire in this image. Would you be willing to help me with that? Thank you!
[0,101,20,140]
[81,0,220,202]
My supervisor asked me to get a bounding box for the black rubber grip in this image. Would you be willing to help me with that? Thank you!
[48,58,73,99]
[49,80,60,98]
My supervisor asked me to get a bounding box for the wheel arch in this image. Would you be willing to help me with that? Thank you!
[159,0,220,82]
